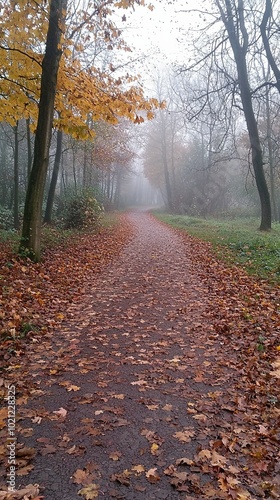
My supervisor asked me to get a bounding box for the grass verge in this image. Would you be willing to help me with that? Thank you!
[0,212,118,254]
[154,213,280,284]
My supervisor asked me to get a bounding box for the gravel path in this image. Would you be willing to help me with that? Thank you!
[3,212,278,499]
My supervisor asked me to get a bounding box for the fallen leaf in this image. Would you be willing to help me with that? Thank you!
[67,384,80,391]
[176,457,194,466]
[146,468,160,483]
[173,429,195,442]
[0,483,40,499]
[131,465,145,474]
[151,443,159,455]
[111,470,131,486]
[109,451,122,461]
[40,444,56,455]
[78,483,99,499]
[53,407,67,418]
[72,469,91,485]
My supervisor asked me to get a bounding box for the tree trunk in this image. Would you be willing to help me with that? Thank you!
[265,87,277,220]
[160,112,174,212]
[0,136,8,206]
[26,118,32,183]
[19,0,67,261]
[238,60,271,230]
[44,129,63,224]
[261,0,280,94]
[13,121,19,230]
[217,0,271,230]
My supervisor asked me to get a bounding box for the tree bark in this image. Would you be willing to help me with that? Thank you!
[13,121,19,230]
[265,87,277,220]
[26,118,32,183]
[261,0,280,93]
[44,129,63,224]
[19,0,67,261]
[160,111,174,212]
[217,0,271,230]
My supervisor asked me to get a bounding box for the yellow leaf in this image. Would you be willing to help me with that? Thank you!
[67,385,80,391]
[78,483,99,499]
[131,465,145,474]
[151,443,159,455]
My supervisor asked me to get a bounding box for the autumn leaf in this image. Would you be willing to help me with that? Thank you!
[146,468,160,483]
[131,379,147,386]
[17,464,34,476]
[72,469,90,485]
[72,470,87,485]
[131,465,145,475]
[67,384,80,391]
[53,407,67,418]
[78,483,99,499]
[176,457,194,466]
[173,428,195,442]
[150,443,159,455]
[192,413,207,422]
[0,483,40,499]
[111,470,131,486]
[109,451,122,461]
[162,404,173,411]
[40,445,56,456]
[197,449,212,461]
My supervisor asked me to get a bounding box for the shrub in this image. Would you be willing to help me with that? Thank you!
[62,189,103,230]
[0,207,13,230]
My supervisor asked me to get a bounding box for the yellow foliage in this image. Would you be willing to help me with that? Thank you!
[0,0,160,138]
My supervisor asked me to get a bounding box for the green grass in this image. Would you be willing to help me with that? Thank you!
[0,212,118,254]
[154,213,280,283]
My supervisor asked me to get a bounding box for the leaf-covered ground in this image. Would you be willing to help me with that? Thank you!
[0,212,279,499]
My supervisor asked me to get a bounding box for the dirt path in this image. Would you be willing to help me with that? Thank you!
[1,212,279,499]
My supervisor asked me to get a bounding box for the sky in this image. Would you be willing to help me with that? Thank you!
[114,0,195,85]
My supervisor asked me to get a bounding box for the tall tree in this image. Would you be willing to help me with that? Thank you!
[19,0,67,260]
[215,0,271,230]
[44,129,63,224]
[13,121,19,230]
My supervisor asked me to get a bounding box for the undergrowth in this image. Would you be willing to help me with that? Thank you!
[0,212,117,255]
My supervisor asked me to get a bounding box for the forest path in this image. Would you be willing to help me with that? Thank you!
[1,212,279,499]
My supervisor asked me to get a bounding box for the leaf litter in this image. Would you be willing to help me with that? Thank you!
[0,212,279,499]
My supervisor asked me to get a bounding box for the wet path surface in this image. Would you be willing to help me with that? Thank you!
[3,213,279,499]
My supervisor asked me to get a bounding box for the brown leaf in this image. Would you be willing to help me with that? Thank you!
[173,428,195,442]
[176,457,194,466]
[109,451,122,461]
[111,470,131,486]
[146,468,160,483]
[40,444,56,455]
[72,469,90,485]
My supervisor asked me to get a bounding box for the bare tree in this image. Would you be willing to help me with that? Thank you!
[215,0,271,229]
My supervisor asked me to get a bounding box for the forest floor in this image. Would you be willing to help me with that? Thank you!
[0,211,279,500]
